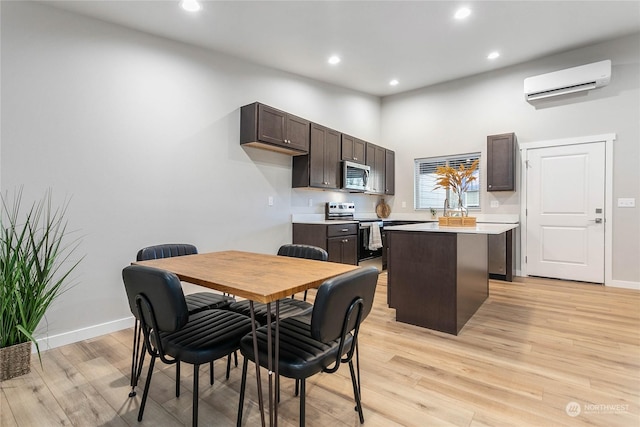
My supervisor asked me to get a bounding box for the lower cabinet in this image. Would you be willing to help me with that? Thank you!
[292,223,358,265]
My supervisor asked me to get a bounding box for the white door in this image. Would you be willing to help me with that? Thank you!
[526,142,605,283]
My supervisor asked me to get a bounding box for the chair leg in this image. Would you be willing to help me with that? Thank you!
[299,379,306,427]
[226,353,232,379]
[234,350,238,367]
[193,364,200,427]
[129,320,145,397]
[138,355,156,422]
[237,357,249,427]
[295,379,299,397]
[349,360,365,424]
[176,361,181,397]
[210,361,214,385]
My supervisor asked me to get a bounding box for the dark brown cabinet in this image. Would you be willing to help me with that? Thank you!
[385,149,395,195]
[292,223,358,265]
[487,133,516,191]
[341,134,366,164]
[240,102,310,155]
[366,142,386,194]
[292,123,341,189]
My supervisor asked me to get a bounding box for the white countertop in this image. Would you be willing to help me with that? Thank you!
[291,213,519,225]
[384,222,518,235]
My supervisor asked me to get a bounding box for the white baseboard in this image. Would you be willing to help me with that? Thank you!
[606,279,640,290]
[34,316,134,353]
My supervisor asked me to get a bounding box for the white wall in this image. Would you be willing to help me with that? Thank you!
[2,2,638,348]
[381,33,640,284]
[0,2,381,347]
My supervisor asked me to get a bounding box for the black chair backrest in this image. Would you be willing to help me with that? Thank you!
[277,244,328,261]
[122,265,189,333]
[310,266,378,343]
[136,243,198,261]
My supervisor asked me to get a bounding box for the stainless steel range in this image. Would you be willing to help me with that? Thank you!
[325,202,384,263]
[325,201,355,220]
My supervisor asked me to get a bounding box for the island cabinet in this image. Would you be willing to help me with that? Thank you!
[293,223,358,265]
[292,123,341,189]
[385,222,516,335]
[487,132,516,191]
[341,134,366,164]
[366,142,386,194]
[240,102,310,155]
[387,229,488,335]
[385,149,395,195]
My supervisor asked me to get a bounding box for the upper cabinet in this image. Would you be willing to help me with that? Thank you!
[385,149,395,195]
[292,123,341,189]
[487,133,516,191]
[341,134,366,164]
[240,102,310,155]
[366,142,386,194]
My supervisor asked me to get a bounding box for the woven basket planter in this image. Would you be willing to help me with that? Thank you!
[0,341,32,381]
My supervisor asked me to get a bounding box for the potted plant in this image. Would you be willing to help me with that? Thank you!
[433,159,479,217]
[0,188,82,380]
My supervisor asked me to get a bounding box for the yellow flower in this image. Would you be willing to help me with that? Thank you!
[433,159,479,199]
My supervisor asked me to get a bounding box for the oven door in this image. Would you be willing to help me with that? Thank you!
[358,222,383,261]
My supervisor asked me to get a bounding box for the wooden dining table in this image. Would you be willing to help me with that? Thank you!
[134,250,360,427]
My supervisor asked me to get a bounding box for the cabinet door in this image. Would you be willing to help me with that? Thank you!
[324,129,341,188]
[286,114,310,152]
[353,139,366,164]
[341,235,358,265]
[257,104,286,146]
[487,133,515,191]
[366,142,386,194]
[385,149,395,195]
[341,134,366,164]
[309,124,340,189]
[327,235,358,265]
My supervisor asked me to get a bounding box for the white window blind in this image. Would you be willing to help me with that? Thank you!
[414,153,481,210]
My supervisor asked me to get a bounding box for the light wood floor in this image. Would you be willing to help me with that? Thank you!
[2,274,639,426]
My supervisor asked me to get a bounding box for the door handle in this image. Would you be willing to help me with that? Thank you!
[588,218,603,223]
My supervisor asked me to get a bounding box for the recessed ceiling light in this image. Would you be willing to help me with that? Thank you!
[180,0,201,12]
[487,51,500,60]
[328,56,341,65]
[389,79,399,86]
[454,7,471,20]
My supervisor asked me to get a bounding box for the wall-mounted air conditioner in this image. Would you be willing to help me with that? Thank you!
[523,60,611,102]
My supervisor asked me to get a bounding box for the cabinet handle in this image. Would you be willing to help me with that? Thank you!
[354,157,358,160]
[341,228,349,232]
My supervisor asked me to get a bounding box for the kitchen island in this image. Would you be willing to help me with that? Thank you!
[385,222,518,335]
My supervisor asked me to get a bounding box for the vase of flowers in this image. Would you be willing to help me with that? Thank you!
[433,159,479,217]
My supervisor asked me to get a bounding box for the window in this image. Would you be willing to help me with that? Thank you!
[414,153,481,210]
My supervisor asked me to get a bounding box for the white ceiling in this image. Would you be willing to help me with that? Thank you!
[46,0,640,97]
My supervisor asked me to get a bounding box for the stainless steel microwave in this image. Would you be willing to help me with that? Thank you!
[342,161,370,192]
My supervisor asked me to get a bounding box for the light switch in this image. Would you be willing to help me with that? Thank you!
[402,201,407,208]
[617,198,635,208]
[268,196,274,206]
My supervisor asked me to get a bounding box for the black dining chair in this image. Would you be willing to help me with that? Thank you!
[123,265,253,427]
[225,244,328,324]
[129,243,236,397]
[236,266,379,427]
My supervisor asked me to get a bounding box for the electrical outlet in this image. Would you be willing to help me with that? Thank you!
[617,198,635,208]
[491,200,499,208]
[308,198,313,207]
[268,196,274,206]
[402,201,407,208]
